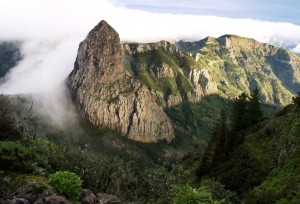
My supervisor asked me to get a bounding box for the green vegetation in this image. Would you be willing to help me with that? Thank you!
[49,171,82,200]
[0,94,228,202]
[177,35,296,106]
[173,184,218,204]
[173,179,236,204]
[200,109,229,174]
[129,48,193,97]
[197,90,300,203]
[0,141,34,172]
[0,136,191,203]
[246,87,264,126]
[0,94,20,140]
[0,173,51,197]
[1,84,300,203]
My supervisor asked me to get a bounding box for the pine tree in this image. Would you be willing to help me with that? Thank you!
[215,110,228,152]
[246,87,263,126]
[230,93,248,132]
[229,93,248,149]
[200,109,229,173]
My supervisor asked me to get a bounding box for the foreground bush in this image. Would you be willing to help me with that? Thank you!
[173,179,236,204]
[49,171,82,200]
[0,141,34,171]
[173,184,217,204]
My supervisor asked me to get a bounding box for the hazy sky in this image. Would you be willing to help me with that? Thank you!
[121,0,300,25]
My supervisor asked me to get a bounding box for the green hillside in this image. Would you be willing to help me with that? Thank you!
[196,95,300,203]
[177,35,299,106]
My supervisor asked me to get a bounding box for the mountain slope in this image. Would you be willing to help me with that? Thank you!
[123,41,222,140]
[177,35,300,106]
[245,105,300,203]
[205,103,300,203]
[123,41,218,108]
[122,35,300,142]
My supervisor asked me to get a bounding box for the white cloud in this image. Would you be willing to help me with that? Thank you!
[0,0,300,127]
[292,44,300,54]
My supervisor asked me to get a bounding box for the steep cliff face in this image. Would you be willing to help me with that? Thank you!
[188,69,218,102]
[68,21,174,143]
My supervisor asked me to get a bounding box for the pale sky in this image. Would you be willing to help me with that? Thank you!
[121,0,300,25]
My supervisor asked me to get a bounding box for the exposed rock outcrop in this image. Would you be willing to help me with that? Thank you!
[123,40,184,58]
[154,64,175,78]
[80,190,122,204]
[0,175,123,204]
[68,20,174,143]
[188,69,218,101]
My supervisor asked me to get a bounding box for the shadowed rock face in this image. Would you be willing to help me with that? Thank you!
[68,20,174,143]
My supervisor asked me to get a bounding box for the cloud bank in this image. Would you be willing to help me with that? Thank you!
[0,0,300,127]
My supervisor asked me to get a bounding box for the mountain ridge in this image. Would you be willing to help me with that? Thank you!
[176,35,299,105]
[68,20,300,143]
[1,21,300,145]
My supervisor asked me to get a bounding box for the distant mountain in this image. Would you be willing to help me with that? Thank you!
[177,35,300,106]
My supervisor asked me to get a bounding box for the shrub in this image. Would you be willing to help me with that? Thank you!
[173,184,222,204]
[49,171,82,200]
[0,141,34,171]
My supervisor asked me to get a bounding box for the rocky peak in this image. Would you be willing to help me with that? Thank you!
[202,36,218,44]
[68,20,175,143]
[70,20,125,84]
[217,34,270,51]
